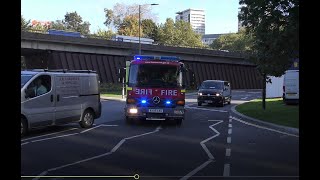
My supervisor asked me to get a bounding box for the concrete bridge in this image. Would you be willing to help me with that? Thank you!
[21,31,262,89]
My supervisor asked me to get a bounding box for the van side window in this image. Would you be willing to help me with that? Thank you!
[25,75,51,98]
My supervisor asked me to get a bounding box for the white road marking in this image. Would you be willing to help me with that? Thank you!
[228,129,232,135]
[32,170,48,180]
[229,119,232,123]
[181,120,223,180]
[223,164,230,176]
[241,97,248,100]
[228,124,232,128]
[34,126,162,178]
[180,160,213,180]
[80,125,103,133]
[23,125,118,145]
[226,148,231,157]
[21,142,29,146]
[21,128,78,142]
[248,92,261,94]
[99,124,118,127]
[186,106,228,113]
[31,133,79,143]
[227,137,231,144]
[231,116,299,137]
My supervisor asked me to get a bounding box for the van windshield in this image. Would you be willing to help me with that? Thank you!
[21,74,34,88]
[201,81,223,89]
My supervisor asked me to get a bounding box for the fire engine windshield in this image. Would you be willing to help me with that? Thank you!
[129,64,182,88]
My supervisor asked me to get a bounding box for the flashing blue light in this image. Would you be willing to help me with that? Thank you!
[166,101,171,105]
[141,100,147,104]
[134,55,180,61]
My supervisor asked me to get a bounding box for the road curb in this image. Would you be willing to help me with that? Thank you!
[231,104,299,136]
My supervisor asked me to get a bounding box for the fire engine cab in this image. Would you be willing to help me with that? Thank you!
[124,55,188,125]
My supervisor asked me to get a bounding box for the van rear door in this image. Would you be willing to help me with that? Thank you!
[284,70,299,99]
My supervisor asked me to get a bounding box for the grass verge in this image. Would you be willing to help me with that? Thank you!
[235,98,299,128]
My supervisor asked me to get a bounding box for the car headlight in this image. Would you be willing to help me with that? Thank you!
[216,93,221,96]
[198,93,203,96]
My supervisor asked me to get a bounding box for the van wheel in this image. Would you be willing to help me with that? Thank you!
[80,110,94,128]
[21,117,27,137]
[219,99,225,107]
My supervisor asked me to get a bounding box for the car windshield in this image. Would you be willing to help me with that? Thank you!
[21,74,34,88]
[201,81,223,89]
[128,64,181,88]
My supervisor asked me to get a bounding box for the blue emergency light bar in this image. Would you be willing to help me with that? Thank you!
[134,55,180,61]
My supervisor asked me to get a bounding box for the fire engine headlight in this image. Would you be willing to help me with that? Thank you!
[141,100,147,104]
[166,100,171,105]
[198,93,203,96]
[129,108,138,114]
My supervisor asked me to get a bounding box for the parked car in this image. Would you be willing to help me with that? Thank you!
[197,80,231,107]
[21,69,102,137]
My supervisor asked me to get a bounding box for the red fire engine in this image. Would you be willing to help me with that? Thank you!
[124,55,189,125]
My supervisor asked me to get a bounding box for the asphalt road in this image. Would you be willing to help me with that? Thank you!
[21,90,299,180]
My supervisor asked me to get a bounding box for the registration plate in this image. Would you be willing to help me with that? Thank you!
[148,109,163,113]
[205,100,213,103]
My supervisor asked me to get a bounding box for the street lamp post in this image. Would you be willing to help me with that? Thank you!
[138,3,159,55]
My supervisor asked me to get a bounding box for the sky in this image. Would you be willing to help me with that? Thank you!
[21,0,240,34]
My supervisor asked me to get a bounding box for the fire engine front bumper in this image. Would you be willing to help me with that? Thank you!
[124,105,185,120]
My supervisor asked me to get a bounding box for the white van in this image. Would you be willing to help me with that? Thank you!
[21,70,102,136]
[283,70,299,104]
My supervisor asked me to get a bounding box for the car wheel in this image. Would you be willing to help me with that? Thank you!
[21,117,27,137]
[198,102,202,106]
[228,99,231,105]
[79,109,94,128]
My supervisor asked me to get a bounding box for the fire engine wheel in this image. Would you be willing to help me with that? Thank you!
[125,116,133,124]
[176,119,183,126]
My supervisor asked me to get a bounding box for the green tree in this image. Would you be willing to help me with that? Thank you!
[158,18,203,48]
[117,15,142,37]
[93,29,115,40]
[64,11,91,35]
[104,9,114,28]
[50,20,66,31]
[239,0,299,109]
[21,15,31,30]
[141,19,159,41]
[210,28,253,52]
[104,3,157,30]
